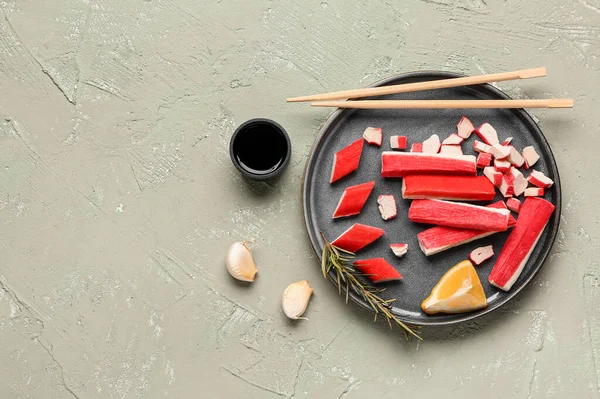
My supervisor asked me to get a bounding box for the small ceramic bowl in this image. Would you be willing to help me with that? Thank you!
[230,118,291,181]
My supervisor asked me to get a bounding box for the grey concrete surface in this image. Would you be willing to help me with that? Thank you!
[0,0,597,397]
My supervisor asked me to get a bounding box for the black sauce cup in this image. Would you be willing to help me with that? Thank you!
[230,118,291,181]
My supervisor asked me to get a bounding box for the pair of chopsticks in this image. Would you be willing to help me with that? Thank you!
[287,67,573,109]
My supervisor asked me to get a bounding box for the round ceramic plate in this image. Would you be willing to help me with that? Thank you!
[302,71,561,326]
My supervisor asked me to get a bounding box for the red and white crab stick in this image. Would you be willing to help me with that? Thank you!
[381,152,477,178]
[408,199,510,231]
[489,197,555,291]
[401,175,495,201]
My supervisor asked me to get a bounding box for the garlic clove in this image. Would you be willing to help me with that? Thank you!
[225,242,258,282]
[282,280,313,320]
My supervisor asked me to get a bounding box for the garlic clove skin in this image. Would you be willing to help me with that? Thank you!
[282,280,313,320]
[226,242,258,282]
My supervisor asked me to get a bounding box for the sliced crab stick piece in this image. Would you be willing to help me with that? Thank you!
[353,258,402,283]
[331,223,385,252]
[332,181,375,219]
[330,139,364,183]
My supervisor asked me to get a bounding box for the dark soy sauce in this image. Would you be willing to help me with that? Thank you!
[233,122,288,175]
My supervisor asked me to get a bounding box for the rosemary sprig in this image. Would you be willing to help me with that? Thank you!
[320,232,422,340]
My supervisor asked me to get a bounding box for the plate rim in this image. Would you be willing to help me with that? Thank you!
[301,70,562,326]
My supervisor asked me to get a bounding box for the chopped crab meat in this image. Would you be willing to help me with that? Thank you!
[377,194,397,220]
[390,135,407,150]
[473,140,492,154]
[506,146,525,167]
[476,123,500,145]
[442,134,464,145]
[469,245,494,265]
[494,159,511,173]
[499,174,514,197]
[522,146,540,169]
[510,167,528,196]
[440,144,463,155]
[423,134,441,154]
[363,127,382,146]
[390,243,408,257]
[457,116,475,139]
[527,170,554,188]
[483,166,502,187]
[490,143,511,160]
[524,187,544,197]
[476,152,493,169]
[506,197,521,213]
[411,143,423,153]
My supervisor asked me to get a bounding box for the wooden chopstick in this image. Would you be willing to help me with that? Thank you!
[310,99,574,109]
[287,67,547,102]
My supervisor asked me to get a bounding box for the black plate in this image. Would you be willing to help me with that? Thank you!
[302,71,561,326]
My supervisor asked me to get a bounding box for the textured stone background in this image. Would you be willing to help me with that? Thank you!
[0,0,597,397]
